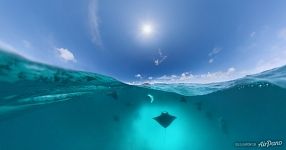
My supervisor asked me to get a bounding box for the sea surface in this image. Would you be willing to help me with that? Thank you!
[0,50,285,150]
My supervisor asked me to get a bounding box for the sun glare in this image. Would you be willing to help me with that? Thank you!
[141,24,154,35]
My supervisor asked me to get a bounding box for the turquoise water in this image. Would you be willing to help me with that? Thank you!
[0,50,285,150]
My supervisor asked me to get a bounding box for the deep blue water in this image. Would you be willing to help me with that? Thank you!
[0,50,285,150]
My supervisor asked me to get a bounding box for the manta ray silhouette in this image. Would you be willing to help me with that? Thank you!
[153,112,176,128]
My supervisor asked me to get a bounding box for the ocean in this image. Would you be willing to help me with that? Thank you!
[0,50,285,150]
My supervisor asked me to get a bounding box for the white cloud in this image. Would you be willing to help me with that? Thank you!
[154,59,159,66]
[227,67,235,73]
[135,74,143,79]
[148,76,153,80]
[88,0,102,46]
[208,47,222,57]
[141,67,243,84]
[208,47,222,64]
[154,49,167,66]
[56,48,76,62]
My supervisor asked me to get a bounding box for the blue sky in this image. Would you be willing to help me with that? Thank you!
[1,0,286,83]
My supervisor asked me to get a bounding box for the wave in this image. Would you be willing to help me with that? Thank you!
[0,49,127,112]
[142,65,286,96]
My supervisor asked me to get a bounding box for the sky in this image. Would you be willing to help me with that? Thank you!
[1,0,286,83]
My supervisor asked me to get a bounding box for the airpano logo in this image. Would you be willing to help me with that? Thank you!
[258,140,283,148]
[234,140,283,148]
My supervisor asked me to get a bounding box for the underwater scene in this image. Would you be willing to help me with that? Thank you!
[0,50,285,150]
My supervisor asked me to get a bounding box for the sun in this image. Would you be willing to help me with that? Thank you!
[141,23,154,35]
